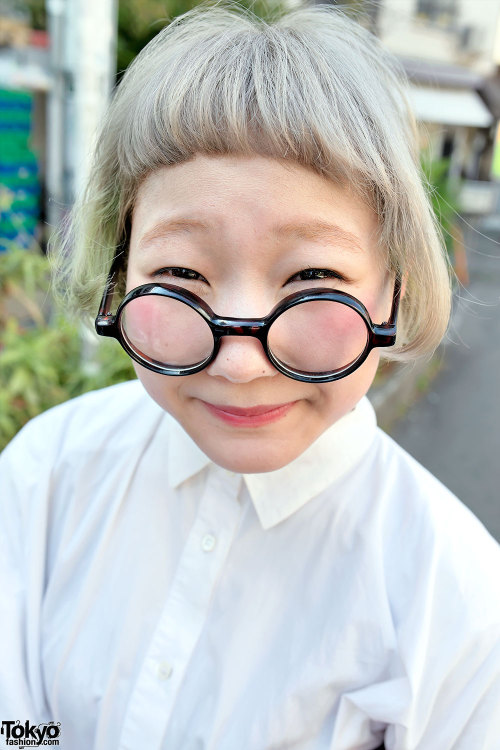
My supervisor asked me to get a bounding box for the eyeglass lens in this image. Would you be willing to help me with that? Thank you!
[121,296,214,367]
[120,294,370,375]
[268,299,368,374]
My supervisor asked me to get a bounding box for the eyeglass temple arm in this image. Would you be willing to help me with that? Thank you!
[371,275,402,347]
[95,254,124,335]
[388,275,402,326]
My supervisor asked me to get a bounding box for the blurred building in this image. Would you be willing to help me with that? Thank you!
[376,0,500,214]
[0,10,49,251]
[0,0,116,250]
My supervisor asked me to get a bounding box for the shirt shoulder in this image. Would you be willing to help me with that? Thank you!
[0,381,171,528]
[1,380,162,464]
[371,426,490,534]
[366,428,500,626]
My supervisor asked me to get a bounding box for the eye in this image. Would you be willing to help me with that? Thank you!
[153,267,208,283]
[285,268,347,285]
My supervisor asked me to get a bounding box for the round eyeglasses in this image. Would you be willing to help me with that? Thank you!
[95,258,401,384]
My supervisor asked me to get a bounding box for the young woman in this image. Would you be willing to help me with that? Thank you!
[1,5,499,749]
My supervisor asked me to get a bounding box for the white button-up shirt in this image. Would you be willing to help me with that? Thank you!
[1,381,499,750]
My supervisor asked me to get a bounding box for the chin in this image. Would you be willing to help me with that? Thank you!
[201,438,303,474]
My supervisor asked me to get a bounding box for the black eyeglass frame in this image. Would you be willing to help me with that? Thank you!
[95,255,401,383]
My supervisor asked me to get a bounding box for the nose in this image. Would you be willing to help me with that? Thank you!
[205,334,278,383]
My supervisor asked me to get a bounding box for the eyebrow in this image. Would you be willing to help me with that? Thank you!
[137,218,211,250]
[137,217,365,253]
[272,220,365,253]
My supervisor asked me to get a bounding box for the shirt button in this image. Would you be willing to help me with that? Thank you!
[201,533,216,552]
[157,661,173,681]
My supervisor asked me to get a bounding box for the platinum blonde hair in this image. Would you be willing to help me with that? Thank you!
[52,2,452,360]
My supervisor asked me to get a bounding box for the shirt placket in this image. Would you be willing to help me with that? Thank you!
[118,468,243,750]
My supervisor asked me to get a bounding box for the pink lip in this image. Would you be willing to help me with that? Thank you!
[201,400,298,426]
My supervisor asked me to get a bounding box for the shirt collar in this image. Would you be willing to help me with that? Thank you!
[167,416,212,488]
[167,397,377,530]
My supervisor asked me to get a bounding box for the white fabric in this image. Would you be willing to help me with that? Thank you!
[1,380,499,750]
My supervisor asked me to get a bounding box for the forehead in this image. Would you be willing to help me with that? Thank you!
[130,154,381,263]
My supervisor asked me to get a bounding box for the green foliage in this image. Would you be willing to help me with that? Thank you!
[0,247,135,451]
[15,0,46,30]
[117,0,178,73]
[420,153,461,257]
[116,0,284,75]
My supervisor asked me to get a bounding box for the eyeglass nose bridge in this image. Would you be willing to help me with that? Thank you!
[211,317,268,341]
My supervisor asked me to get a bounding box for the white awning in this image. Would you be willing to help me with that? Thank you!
[408,84,493,128]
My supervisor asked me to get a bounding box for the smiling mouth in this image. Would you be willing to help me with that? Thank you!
[200,400,298,426]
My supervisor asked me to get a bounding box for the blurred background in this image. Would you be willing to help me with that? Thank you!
[0,0,499,536]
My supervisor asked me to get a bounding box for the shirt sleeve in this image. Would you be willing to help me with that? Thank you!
[388,626,500,748]
[385,490,500,749]
[0,427,53,720]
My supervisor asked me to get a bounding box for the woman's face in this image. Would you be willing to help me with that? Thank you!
[126,154,392,473]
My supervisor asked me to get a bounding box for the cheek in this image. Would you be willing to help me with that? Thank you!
[268,302,369,373]
[124,298,163,353]
[123,297,214,366]
[132,363,182,414]
[314,350,380,423]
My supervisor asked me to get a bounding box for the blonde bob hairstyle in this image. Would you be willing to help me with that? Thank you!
[53,2,452,361]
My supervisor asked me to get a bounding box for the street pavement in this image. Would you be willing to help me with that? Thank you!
[390,218,500,542]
